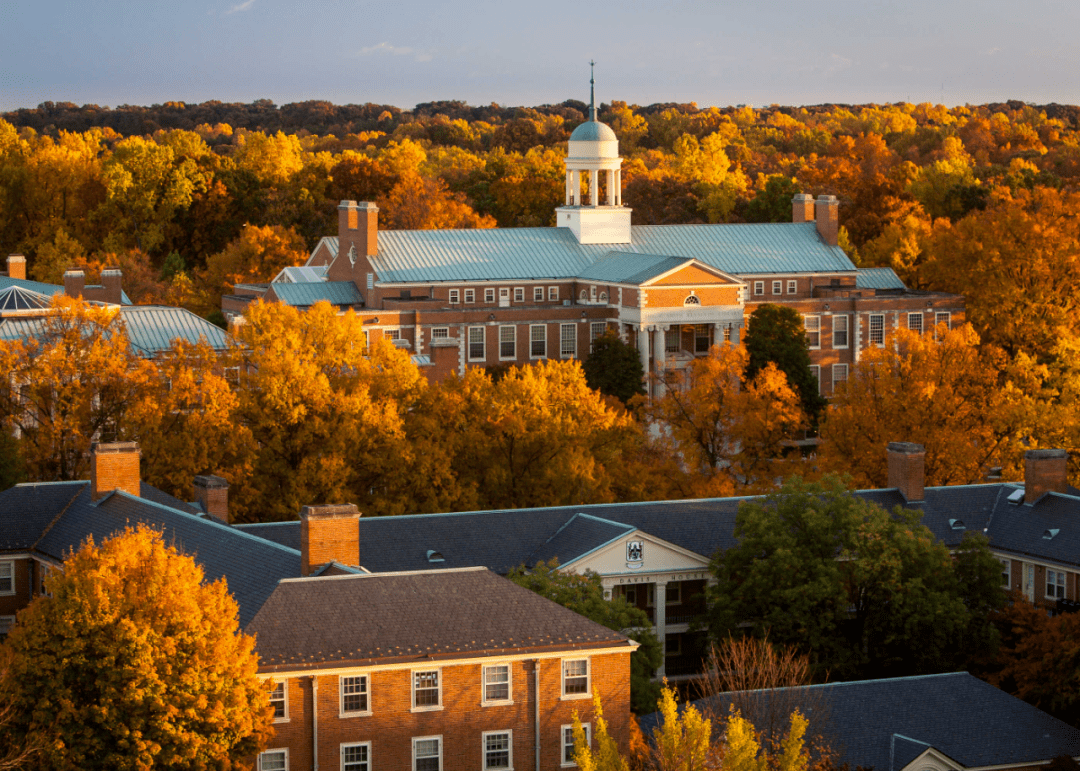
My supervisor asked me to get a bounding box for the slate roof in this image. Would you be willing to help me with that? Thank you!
[268,281,365,308]
[365,222,855,284]
[639,672,1080,769]
[526,513,634,567]
[0,481,299,626]
[248,567,634,671]
[856,267,907,290]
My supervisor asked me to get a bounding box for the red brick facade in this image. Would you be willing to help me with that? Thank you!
[258,650,631,771]
[90,441,141,501]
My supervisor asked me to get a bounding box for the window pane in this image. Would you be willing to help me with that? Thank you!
[469,328,485,360]
[564,659,588,694]
[269,682,286,718]
[804,316,820,347]
[414,671,439,706]
[833,315,848,347]
[260,751,287,771]
[485,665,509,701]
[869,315,885,345]
[342,676,368,712]
[499,326,515,358]
[561,324,577,357]
[530,326,546,357]
[485,733,511,769]
[908,313,923,333]
[343,745,369,771]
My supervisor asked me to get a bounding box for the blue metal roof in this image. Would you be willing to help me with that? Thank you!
[576,253,693,285]
[856,267,907,290]
[0,275,133,305]
[269,281,364,307]
[120,306,230,355]
[640,673,1080,769]
[569,120,618,142]
[370,222,855,284]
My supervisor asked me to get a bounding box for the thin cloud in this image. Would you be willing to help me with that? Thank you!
[225,0,256,14]
[357,42,432,63]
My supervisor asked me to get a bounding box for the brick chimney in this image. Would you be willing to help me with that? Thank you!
[792,193,815,223]
[194,475,229,524]
[6,254,26,280]
[338,200,378,256]
[63,268,86,298]
[1024,449,1068,504]
[815,195,839,246]
[90,442,141,501]
[100,267,123,305]
[887,441,925,503]
[300,503,361,576]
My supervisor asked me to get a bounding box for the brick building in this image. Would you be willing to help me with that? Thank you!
[0,443,636,771]
[223,85,963,394]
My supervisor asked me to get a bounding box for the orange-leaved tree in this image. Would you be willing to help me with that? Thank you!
[817,324,1028,488]
[0,525,273,770]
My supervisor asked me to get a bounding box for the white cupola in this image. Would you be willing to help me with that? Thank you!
[556,63,632,244]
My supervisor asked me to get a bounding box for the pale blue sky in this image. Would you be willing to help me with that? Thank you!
[2,0,1079,112]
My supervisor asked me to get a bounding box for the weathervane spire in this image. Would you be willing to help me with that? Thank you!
[589,60,596,121]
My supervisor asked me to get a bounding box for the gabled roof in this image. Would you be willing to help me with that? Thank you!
[856,267,907,290]
[575,253,692,284]
[268,281,365,308]
[525,513,634,567]
[273,265,328,284]
[248,567,634,671]
[364,222,854,284]
[640,672,1080,769]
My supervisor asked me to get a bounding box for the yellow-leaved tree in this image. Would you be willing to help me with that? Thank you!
[0,525,273,770]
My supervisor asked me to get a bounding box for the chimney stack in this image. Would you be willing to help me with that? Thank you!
[90,442,141,501]
[100,267,123,305]
[194,475,230,524]
[887,442,925,503]
[63,268,86,298]
[1024,449,1068,504]
[338,200,379,257]
[815,195,839,246]
[6,254,26,281]
[300,503,361,576]
[792,193,815,223]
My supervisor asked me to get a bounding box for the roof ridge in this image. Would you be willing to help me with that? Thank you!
[280,565,488,584]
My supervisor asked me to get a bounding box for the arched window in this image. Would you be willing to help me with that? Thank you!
[599,292,608,302]
[580,290,588,301]
[684,294,701,306]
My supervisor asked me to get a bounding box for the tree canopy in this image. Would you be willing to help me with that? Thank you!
[583,330,646,405]
[0,525,272,770]
[742,304,827,424]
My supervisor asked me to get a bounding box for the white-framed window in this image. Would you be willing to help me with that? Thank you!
[485,288,495,304]
[431,327,449,340]
[869,314,885,346]
[500,288,510,304]
[599,291,608,302]
[935,311,951,337]
[562,724,591,767]
[809,365,821,394]
[684,294,701,306]
[579,290,588,302]
[772,280,782,294]
[483,663,512,705]
[1000,558,1011,589]
[259,749,288,771]
[561,658,590,698]
[530,325,546,358]
[468,327,485,361]
[342,742,371,771]
[1047,569,1066,599]
[665,326,679,353]
[787,280,797,294]
[534,286,544,301]
[465,289,475,303]
[560,324,577,358]
[483,730,512,770]
[590,322,606,342]
[833,315,849,348]
[413,736,442,771]
[499,326,516,360]
[0,616,14,638]
[384,328,400,341]
[832,364,848,389]
[804,316,820,349]
[723,325,732,342]
[0,561,13,595]
[269,680,288,721]
[908,312,923,334]
[549,286,559,301]
[449,289,460,304]
[340,674,370,716]
[754,281,764,296]
[412,669,441,710]
[514,287,524,302]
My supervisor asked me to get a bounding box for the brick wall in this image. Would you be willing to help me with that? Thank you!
[259,650,631,771]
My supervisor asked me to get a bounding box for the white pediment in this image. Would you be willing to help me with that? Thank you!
[899,745,962,771]
[560,531,709,579]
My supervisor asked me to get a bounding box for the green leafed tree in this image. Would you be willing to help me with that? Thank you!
[507,560,662,714]
[583,330,646,404]
[742,304,827,425]
[0,525,273,770]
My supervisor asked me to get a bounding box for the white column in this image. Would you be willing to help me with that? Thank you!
[615,169,621,205]
[606,169,615,205]
[654,581,667,680]
[572,170,580,206]
[565,170,573,205]
[589,170,598,207]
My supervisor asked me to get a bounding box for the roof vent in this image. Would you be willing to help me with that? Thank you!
[1043,529,1060,540]
[948,519,966,530]
[1007,488,1025,504]
[426,550,445,563]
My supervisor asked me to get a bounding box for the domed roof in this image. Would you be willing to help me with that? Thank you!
[569,119,617,143]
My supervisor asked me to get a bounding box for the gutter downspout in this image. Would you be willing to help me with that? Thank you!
[311,675,319,771]
[535,660,541,771]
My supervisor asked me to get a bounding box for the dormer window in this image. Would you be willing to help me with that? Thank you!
[1043,529,1060,540]
[426,550,445,563]
[948,519,966,530]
